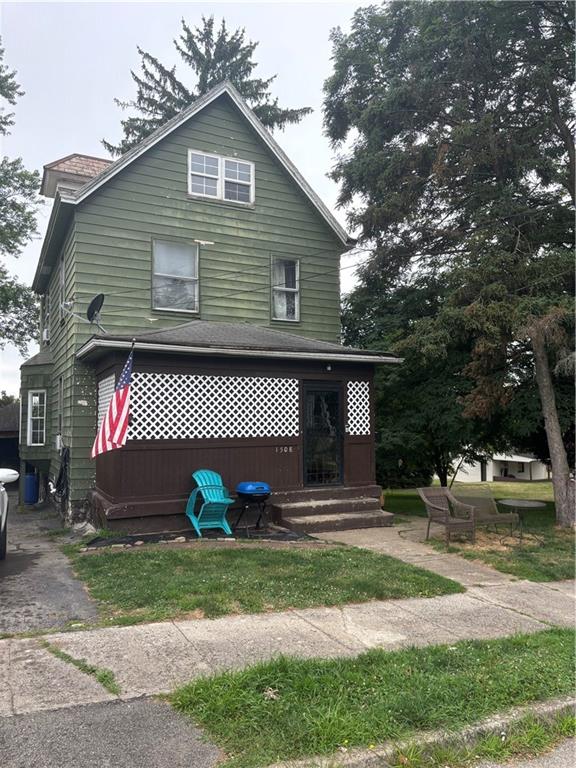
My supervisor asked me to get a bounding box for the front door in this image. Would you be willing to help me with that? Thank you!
[303,384,342,486]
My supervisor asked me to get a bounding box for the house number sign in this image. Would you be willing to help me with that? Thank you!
[275,446,294,453]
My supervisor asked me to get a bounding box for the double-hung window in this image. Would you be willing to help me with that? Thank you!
[223,159,253,203]
[188,150,254,204]
[152,240,199,313]
[27,390,46,446]
[189,152,219,198]
[272,257,300,321]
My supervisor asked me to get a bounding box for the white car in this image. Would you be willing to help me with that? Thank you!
[0,468,19,560]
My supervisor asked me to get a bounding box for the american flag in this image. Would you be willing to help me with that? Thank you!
[91,350,133,459]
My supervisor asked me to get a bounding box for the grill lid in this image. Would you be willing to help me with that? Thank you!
[236,481,271,495]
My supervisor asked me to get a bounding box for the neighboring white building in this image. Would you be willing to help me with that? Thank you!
[457,454,550,483]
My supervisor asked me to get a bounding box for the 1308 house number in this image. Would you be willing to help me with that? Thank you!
[275,446,294,453]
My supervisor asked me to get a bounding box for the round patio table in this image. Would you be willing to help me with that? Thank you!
[496,499,547,543]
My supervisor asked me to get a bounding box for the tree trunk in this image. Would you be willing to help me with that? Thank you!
[531,329,575,527]
[434,452,449,487]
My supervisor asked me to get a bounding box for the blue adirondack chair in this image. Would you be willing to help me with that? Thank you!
[185,469,234,537]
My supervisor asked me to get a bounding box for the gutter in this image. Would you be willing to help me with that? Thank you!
[76,338,402,365]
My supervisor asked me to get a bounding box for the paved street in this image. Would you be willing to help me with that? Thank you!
[477,738,575,768]
[0,502,97,635]
[0,698,221,768]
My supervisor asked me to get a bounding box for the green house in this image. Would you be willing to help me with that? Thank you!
[20,82,398,534]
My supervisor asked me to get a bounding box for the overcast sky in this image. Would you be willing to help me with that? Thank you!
[0,1,371,395]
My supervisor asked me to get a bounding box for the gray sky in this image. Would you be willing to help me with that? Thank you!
[1,1,370,395]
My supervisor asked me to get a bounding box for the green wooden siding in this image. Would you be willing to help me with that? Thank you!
[72,95,343,345]
[25,92,345,508]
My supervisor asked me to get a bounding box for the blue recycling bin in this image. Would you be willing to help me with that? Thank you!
[24,473,39,505]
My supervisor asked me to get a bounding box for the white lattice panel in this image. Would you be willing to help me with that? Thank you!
[346,380,371,435]
[97,375,115,427]
[128,372,299,440]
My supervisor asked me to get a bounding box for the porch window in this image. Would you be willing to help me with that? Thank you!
[272,257,299,321]
[27,390,46,446]
[152,240,199,313]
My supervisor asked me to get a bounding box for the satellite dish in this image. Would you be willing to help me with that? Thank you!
[87,293,105,322]
[86,293,107,333]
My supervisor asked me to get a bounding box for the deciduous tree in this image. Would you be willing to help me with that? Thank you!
[0,40,40,354]
[326,1,575,523]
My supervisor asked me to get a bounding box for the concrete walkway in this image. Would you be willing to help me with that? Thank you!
[313,519,521,587]
[1,574,573,717]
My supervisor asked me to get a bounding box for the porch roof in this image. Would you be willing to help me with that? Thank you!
[76,320,401,365]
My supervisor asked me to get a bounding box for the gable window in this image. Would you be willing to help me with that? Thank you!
[272,257,299,322]
[152,240,199,313]
[188,150,254,204]
[27,390,46,446]
[223,159,252,203]
[189,151,219,198]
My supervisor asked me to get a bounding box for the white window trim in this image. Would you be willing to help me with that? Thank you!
[271,257,300,322]
[27,389,47,446]
[152,239,200,314]
[187,149,255,205]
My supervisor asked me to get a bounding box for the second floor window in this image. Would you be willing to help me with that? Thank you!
[28,390,46,446]
[272,257,300,322]
[152,240,199,313]
[188,150,254,204]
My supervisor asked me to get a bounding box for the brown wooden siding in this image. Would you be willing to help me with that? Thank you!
[91,351,375,521]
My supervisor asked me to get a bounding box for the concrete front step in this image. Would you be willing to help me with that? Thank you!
[271,485,382,504]
[274,496,384,518]
[283,510,394,533]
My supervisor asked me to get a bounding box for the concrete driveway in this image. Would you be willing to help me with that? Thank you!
[0,497,97,635]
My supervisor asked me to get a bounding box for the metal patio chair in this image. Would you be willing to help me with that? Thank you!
[417,486,477,545]
[185,469,234,537]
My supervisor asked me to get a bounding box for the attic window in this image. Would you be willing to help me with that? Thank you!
[188,150,254,204]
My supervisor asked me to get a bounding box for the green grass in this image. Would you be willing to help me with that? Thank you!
[170,628,575,767]
[386,482,573,582]
[65,544,463,623]
[41,640,121,695]
[390,711,576,767]
[384,481,554,518]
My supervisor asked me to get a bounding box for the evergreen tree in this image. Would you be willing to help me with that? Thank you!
[0,40,40,354]
[325,1,575,524]
[104,16,312,156]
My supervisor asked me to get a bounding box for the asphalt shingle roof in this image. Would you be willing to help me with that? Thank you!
[95,320,391,358]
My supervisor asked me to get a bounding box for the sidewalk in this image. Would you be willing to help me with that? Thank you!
[1,573,573,716]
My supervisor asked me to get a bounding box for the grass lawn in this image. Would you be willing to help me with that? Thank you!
[171,628,575,767]
[386,482,573,582]
[384,481,554,517]
[65,544,463,624]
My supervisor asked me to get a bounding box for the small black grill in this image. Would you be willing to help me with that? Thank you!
[235,481,271,503]
[234,482,271,533]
